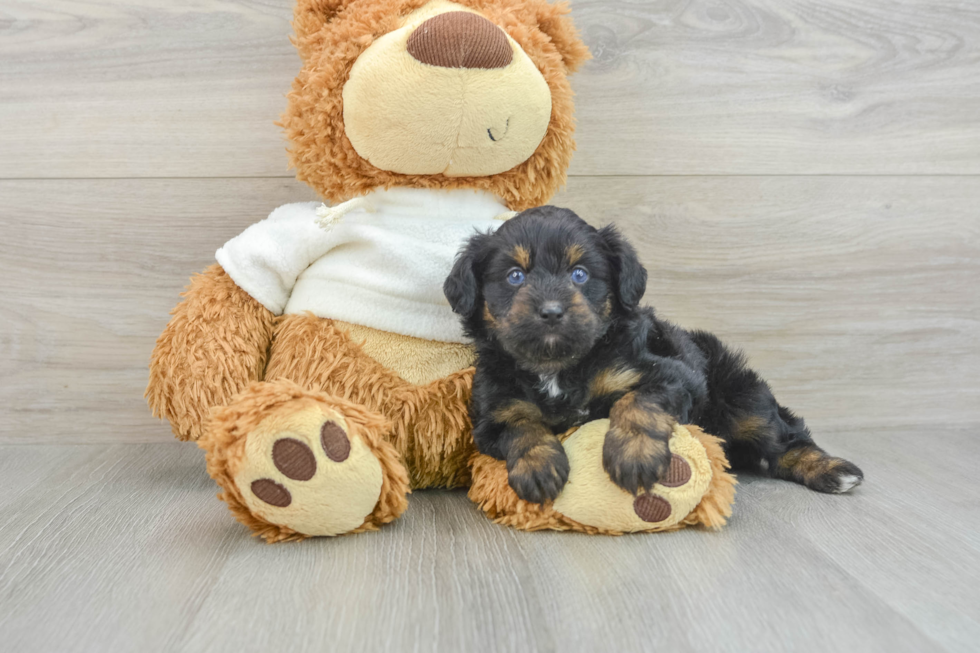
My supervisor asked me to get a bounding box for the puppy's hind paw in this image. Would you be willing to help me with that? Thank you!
[780,447,864,494]
[822,460,864,494]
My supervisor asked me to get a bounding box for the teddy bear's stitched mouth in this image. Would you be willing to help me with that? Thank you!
[487,117,511,142]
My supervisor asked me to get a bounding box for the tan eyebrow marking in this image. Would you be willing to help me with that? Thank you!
[567,244,585,265]
[511,245,531,269]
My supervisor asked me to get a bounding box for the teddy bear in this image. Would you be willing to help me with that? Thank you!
[146,0,736,542]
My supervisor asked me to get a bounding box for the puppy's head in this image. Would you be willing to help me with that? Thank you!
[445,206,647,374]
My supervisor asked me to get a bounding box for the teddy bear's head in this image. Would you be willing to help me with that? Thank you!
[281,0,590,211]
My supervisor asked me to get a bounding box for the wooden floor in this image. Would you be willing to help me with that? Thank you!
[2,0,979,651]
[1,427,979,652]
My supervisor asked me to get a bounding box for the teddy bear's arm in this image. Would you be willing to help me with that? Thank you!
[146,263,276,441]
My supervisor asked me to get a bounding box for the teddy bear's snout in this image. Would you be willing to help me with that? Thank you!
[407,11,513,70]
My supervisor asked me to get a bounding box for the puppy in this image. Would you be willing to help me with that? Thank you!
[445,206,864,504]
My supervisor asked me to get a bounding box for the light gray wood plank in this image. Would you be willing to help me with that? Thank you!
[569,0,980,175]
[0,0,300,179]
[177,492,567,653]
[0,178,317,443]
[1,176,976,443]
[2,433,976,653]
[0,444,242,653]
[2,1,979,178]
[784,429,980,653]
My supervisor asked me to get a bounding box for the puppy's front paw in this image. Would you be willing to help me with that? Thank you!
[506,438,570,504]
[602,425,672,494]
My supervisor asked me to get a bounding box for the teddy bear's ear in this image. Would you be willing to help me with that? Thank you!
[534,1,592,73]
[292,0,350,42]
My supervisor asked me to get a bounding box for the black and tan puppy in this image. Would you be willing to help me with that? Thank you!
[444,206,864,504]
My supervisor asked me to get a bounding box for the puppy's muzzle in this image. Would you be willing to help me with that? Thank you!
[538,301,565,325]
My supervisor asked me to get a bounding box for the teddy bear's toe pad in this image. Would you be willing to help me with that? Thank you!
[250,478,292,507]
[234,403,384,536]
[272,438,317,480]
[552,420,713,533]
[632,493,672,522]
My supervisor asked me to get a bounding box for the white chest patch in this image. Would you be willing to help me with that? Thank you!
[538,374,563,399]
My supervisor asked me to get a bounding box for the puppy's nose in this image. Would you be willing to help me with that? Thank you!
[539,302,565,324]
[407,12,513,69]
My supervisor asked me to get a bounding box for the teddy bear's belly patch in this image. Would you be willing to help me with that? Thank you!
[333,320,475,386]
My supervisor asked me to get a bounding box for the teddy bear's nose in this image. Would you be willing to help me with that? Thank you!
[407,11,513,69]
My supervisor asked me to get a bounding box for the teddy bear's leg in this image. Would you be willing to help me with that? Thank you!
[468,420,736,534]
[199,380,410,542]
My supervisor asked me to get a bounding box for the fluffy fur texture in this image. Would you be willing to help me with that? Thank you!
[146,264,276,442]
[265,314,477,489]
[447,207,864,504]
[281,0,590,210]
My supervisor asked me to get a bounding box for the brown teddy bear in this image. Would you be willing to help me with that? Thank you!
[147,0,735,542]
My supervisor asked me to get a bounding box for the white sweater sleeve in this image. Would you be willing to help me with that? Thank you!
[215,202,333,315]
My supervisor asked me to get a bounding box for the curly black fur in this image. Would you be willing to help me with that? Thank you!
[445,206,864,504]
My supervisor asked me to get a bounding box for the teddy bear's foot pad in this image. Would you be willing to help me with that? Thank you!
[628,455,693,522]
[468,419,736,535]
[233,403,385,537]
[247,421,352,507]
[551,420,713,533]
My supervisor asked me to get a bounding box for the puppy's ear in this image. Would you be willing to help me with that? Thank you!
[598,225,647,309]
[445,233,493,318]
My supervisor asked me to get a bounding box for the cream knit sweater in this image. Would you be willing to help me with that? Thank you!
[216,187,509,343]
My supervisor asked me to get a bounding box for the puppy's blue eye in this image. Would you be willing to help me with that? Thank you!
[571,267,589,284]
[507,269,526,286]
